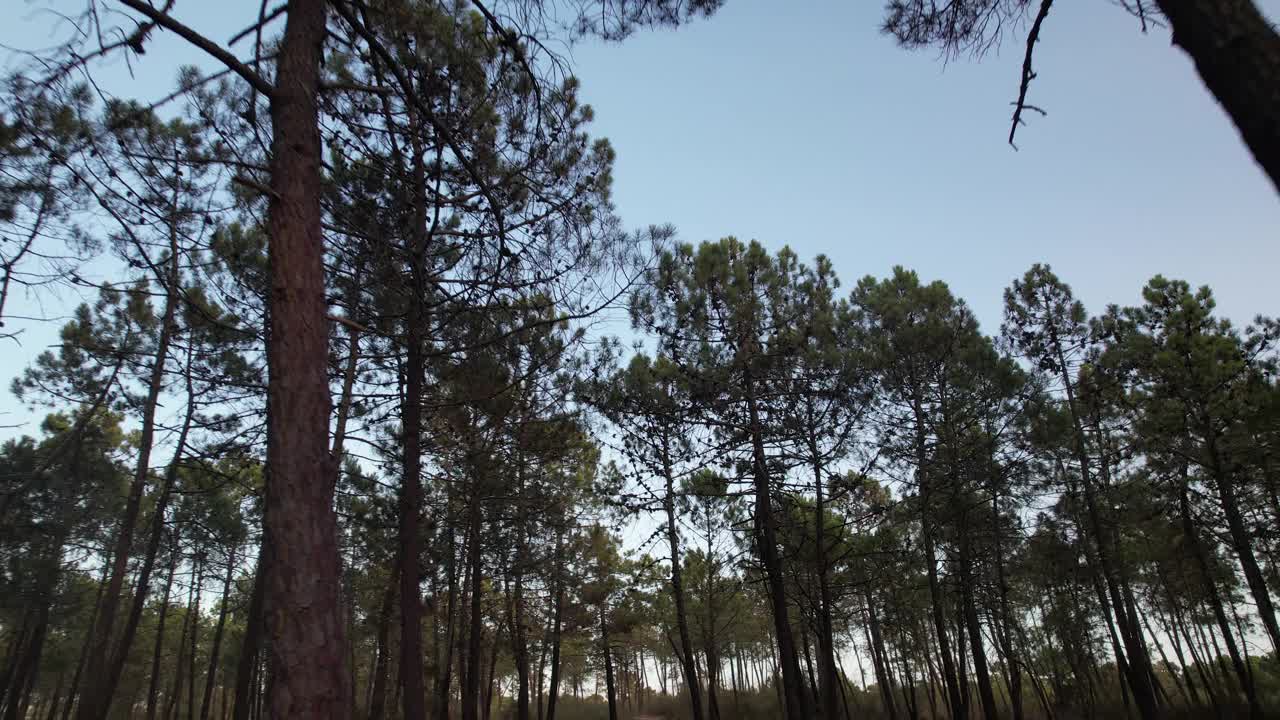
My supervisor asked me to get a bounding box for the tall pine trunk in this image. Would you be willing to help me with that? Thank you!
[261,1,351,715]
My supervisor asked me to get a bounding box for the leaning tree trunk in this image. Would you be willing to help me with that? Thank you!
[102,351,197,719]
[1056,355,1158,720]
[76,179,183,720]
[744,373,809,720]
[1153,0,1280,192]
[262,0,351,716]
[1181,481,1263,718]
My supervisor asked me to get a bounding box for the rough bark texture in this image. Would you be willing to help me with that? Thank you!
[262,1,352,716]
[1154,0,1280,191]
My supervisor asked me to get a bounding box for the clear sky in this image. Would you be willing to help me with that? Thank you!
[2,0,1278,434]
[564,0,1279,332]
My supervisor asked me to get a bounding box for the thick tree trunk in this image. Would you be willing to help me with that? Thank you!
[1153,0,1280,192]
[261,0,351,716]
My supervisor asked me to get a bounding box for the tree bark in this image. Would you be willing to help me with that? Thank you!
[1153,0,1280,192]
[744,373,809,720]
[261,0,352,715]
[396,80,430,720]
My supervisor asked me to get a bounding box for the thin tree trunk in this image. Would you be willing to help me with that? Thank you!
[232,531,267,720]
[146,540,179,720]
[807,418,841,720]
[744,372,808,720]
[959,525,1000,720]
[864,594,897,720]
[103,351,197,719]
[659,429,704,720]
[462,463,485,720]
[1181,481,1261,717]
[200,547,238,720]
[368,564,397,720]
[545,527,566,720]
[601,605,618,720]
[77,159,185,720]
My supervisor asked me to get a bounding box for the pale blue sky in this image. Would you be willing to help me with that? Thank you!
[2,0,1277,434]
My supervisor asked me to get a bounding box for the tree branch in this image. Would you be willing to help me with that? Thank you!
[1008,0,1053,150]
[115,0,275,98]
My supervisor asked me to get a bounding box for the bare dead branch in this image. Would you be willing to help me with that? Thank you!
[1008,0,1054,150]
